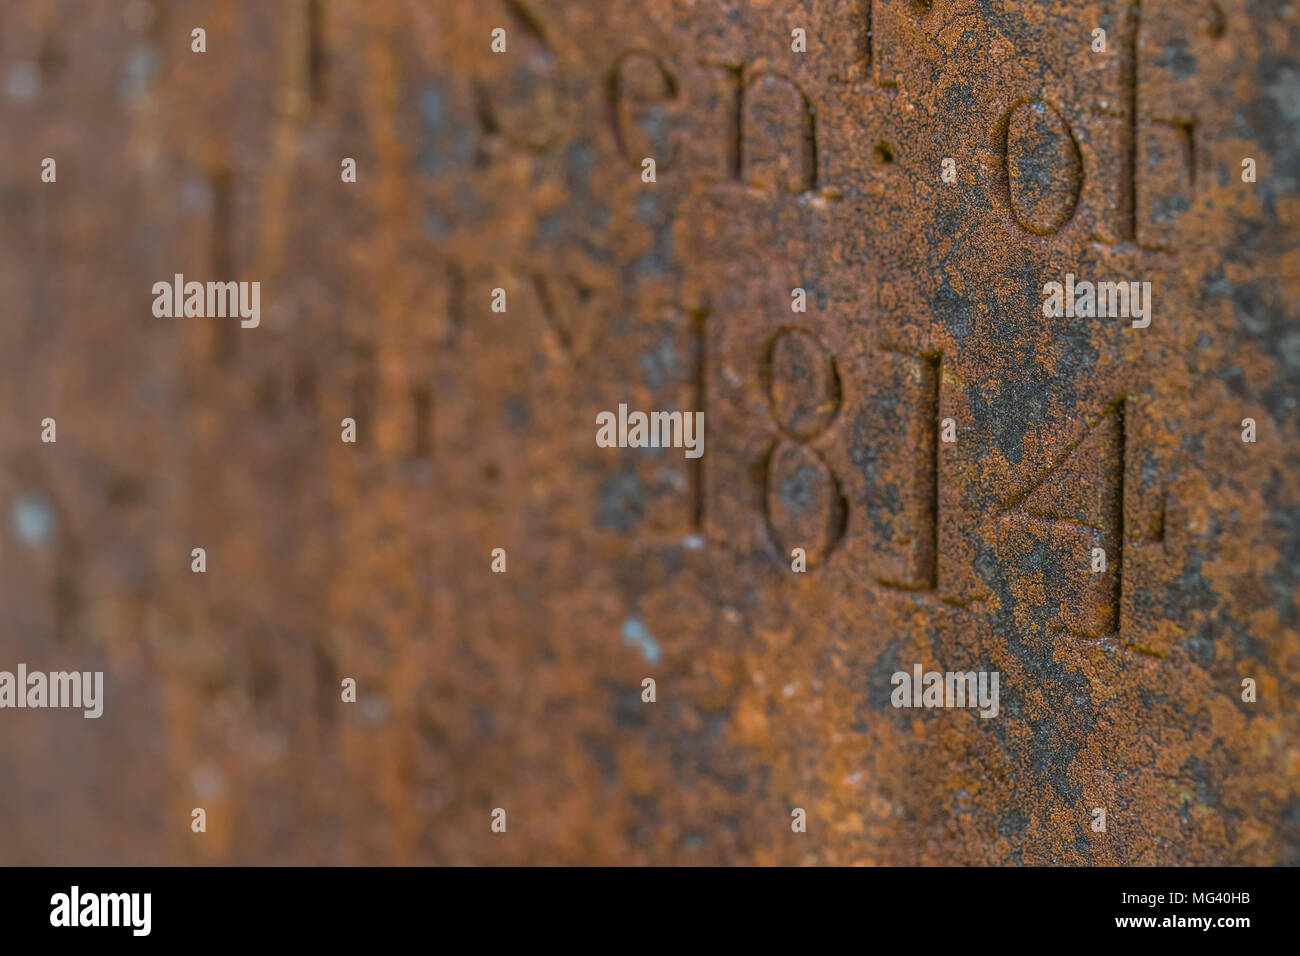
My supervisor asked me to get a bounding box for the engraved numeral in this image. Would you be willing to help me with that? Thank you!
[762,328,846,566]
[999,397,1126,639]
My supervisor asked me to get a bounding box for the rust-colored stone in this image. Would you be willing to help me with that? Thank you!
[0,0,1296,866]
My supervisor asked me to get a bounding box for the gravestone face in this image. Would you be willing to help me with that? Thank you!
[0,0,1296,865]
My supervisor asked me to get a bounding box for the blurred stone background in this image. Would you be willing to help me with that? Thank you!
[0,0,1296,864]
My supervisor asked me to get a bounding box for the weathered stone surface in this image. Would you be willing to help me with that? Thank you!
[0,0,1296,866]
